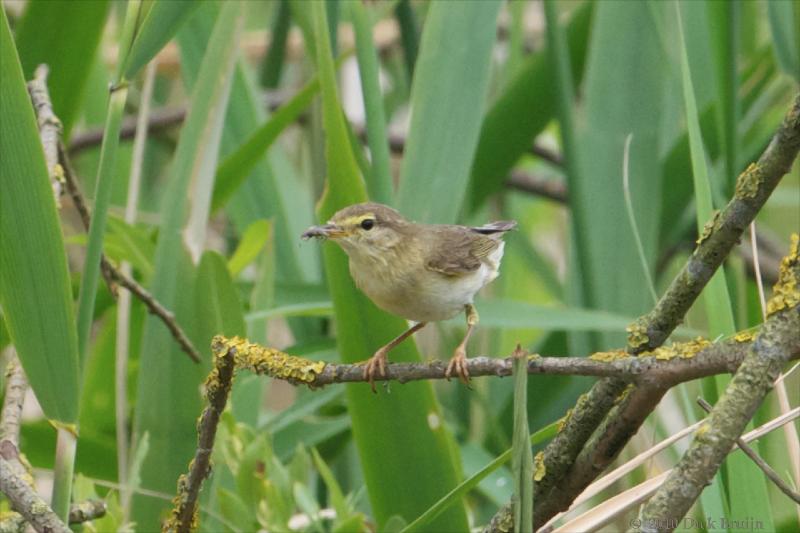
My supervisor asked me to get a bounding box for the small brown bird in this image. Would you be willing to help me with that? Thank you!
[302,202,515,391]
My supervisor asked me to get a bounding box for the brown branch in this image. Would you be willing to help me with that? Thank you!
[164,337,237,533]
[214,335,800,388]
[696,397,800,505]
[57,143,201,364]
[638,243,800,531]
[0,354,33,500]
[486,93,800,532]
[27,65,64,204]
[0,457,70,533]
[506,169,568,204]
[68,499,108,524]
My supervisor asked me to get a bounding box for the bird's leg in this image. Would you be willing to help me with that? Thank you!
[446,304,478,384]
[363,322,427,392]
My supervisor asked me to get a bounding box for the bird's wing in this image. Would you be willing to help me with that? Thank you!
[424,222,515,276]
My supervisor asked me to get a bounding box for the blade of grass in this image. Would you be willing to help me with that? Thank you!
[350,0,393,204]
[393,0,418,79]
[511,351,533,533]
[14,0,110,137]
[767,0,800,82]
[402,422,559,532]
[123,0,201,79]
[210,71,325,214]
[0,7,80,425]
[311,3,469,528]
[130,4,243,528]
[260,0,291,88]
[396,0,502,223]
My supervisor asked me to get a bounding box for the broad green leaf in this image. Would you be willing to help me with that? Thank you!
[227,220,271,277]
[131,3,243,528]
[123,0,201,79]
[571,1,667,347]
[311,3,469,529]
[396,0,502,223]
[15,0,110,137]
[0,9,80,424]
[466,3,593,213]
[511,353,533,533]
[196,251,257,426]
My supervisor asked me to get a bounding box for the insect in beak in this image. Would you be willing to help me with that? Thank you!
[301,223,346,240]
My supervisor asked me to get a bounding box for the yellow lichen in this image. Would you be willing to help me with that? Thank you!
[534,451,546,481]
[734,162,762,199]
[696,210,720,245]
[733,331,755,343]
[213,335,326,384]
[766,234,800,316]
[527,353,541,360]
[642,337,710,361]
[614,384,635,405]
[626,318,650,351]
[590,350,627,362]
[695,422,711,438]
[557,408,573,432]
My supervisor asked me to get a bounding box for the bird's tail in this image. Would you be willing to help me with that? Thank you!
[470,220,518,235]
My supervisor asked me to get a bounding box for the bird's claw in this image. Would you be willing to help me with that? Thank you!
[445,348,471,386]
[363,349,388,393]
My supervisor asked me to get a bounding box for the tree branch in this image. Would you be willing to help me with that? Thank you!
[27,65,63,204]
[696,397,800,505]
[637,237,800,532]
[485,92,800,532]
[0,457,70,533]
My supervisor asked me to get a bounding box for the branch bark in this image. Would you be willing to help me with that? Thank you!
[637,237,800,532]
[0,457,70,533]
[485,93,800,532]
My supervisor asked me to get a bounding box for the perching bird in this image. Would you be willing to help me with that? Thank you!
[302,202,515,391]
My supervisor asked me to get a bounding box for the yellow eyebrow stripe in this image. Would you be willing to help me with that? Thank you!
[338,214,375,226]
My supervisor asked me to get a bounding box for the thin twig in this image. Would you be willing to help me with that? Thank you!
[0,353,32,496]
[58,143,201,364]
[697,398,800,505]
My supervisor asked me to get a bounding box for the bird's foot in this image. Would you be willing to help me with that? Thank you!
[362,348,389,393]
[445,347,471,385]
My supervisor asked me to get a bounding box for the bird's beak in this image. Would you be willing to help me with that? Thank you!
[301,223,346,240]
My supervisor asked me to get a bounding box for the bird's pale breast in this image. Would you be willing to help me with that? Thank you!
[349,242,505,323]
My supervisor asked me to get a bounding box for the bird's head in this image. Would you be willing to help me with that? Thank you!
[301,202,411,260]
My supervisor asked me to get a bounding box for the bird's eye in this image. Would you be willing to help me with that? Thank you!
[360,218,375,230]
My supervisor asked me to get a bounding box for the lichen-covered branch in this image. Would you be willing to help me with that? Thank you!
[163,337,236,532]
[637,237,800,532]
[696,398,800,505]
[0,355,33,495]
[212,334,800,388]
[485,93,800,532]
[0,457,70,533]
[0,500,107,532]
